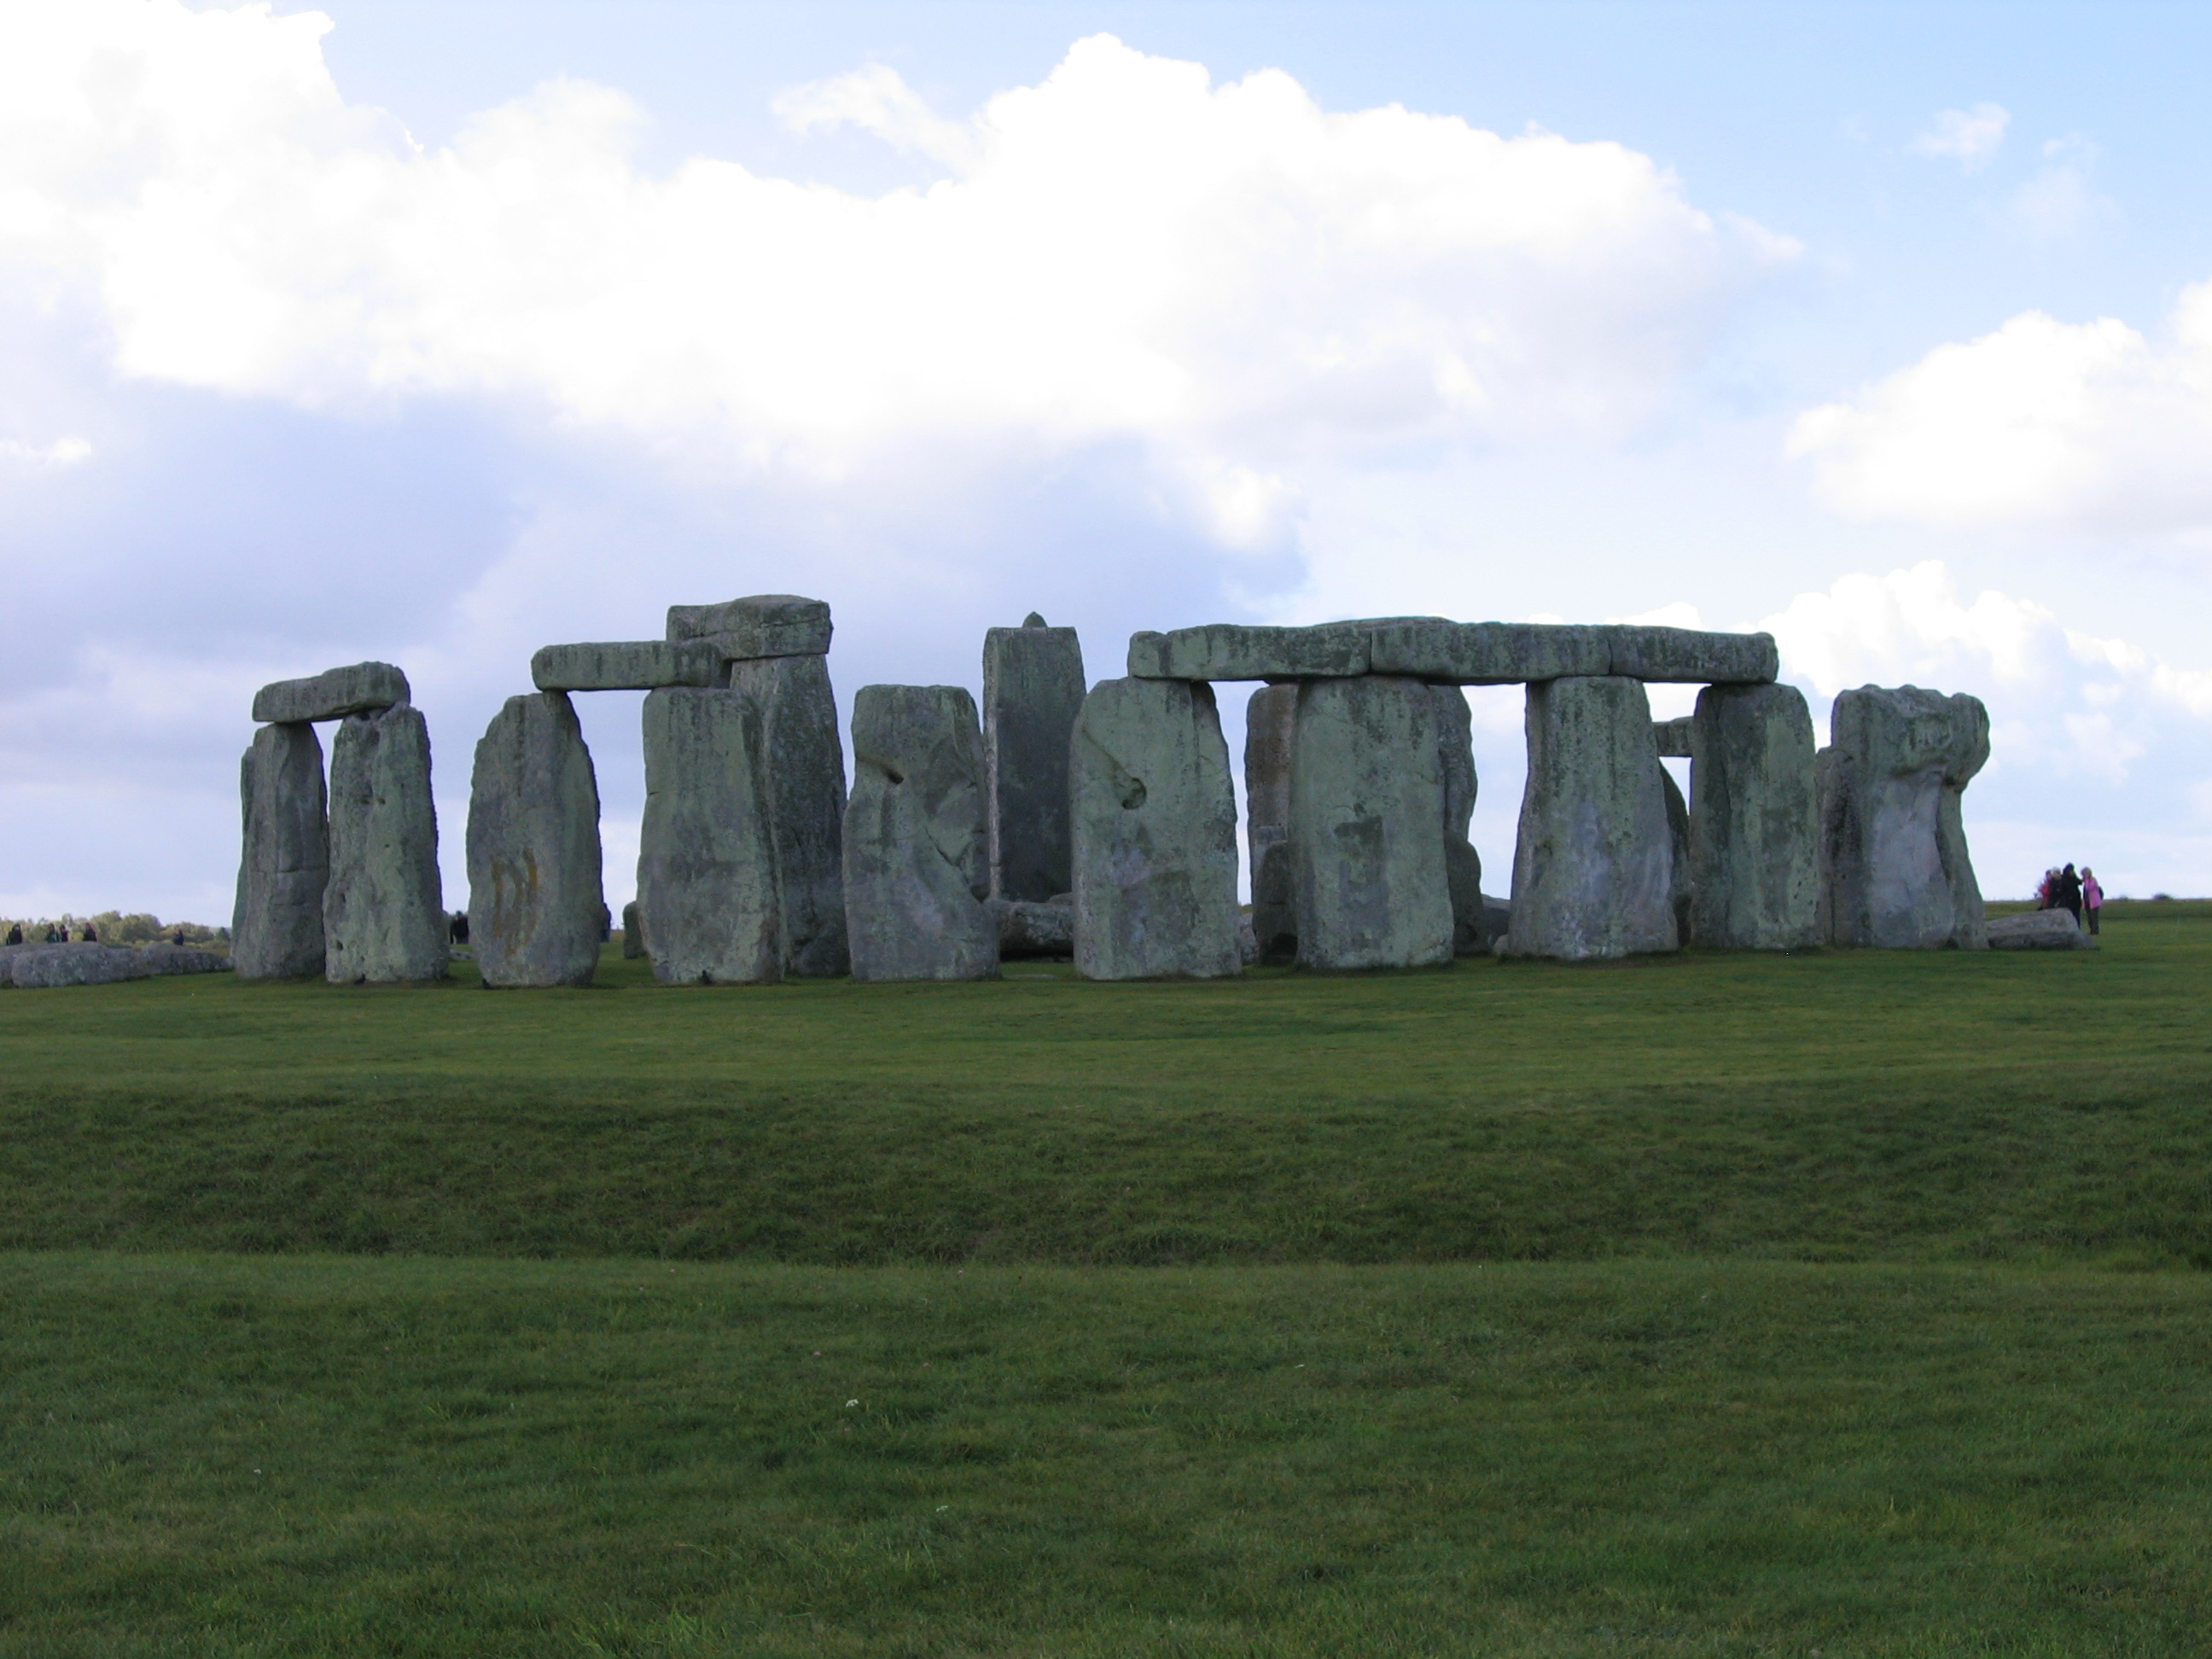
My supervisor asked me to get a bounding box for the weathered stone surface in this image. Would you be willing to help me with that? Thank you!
[466,691,605,988]
[842,684,997,981]
[991,898,1074,959]
[3,944,149,987]
[1686,683,1819,950]
[1368,620,1610,684]
[1127,622,1371,682]
[232,721,329,980]
[1243,684,1300,965]
[637,687,784,984]
[1505,676,1678,959]
[1606,627,1778,684]
[1430,685,1491,958]
[325,704,449,983]
[621,899,645,958]
[1818,685,1989,950]
[1652,717,1694,757]
[665,594,832,659]
[726,654,850,976]
[531,640,720,692]
[139,944,232,975]
[1070,678,1241,980]
[983,615,1086,902]
[1290,677,1454,970]
[1988,909,2098,950]
[252,661,410,724]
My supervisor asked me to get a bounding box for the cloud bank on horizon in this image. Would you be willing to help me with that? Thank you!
[2,0,2210,917]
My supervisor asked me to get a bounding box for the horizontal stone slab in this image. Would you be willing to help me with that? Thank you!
[665,594,831,659]
[1366,620,1610,684]
[1607,626,1777,684]
[1129,616,1778,686]
[1987,910,2098,951]
[531,640,721,692]
[3,941,231,988]
[1652,717,1695,757]
[252,661,410,724]
[1126,622,1377,681]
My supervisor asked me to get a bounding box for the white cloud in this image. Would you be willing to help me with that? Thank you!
[1909,102,2010,169]
[0,3,1794,509]
[1787,282,2212,533]
[0,435,89,466]
[2001,135,2114,243]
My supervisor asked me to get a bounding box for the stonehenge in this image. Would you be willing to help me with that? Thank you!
[225,603,2001,995]
[843,684,998,981]
[983,614,1086,902]
[1818,685,1990,950]
[1069,677,1242,980]
[467,691,605,988]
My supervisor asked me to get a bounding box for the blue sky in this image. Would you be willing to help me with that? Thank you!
[6,0,2212,921]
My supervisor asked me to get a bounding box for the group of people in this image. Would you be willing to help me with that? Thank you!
[3,923,93,946]
[2036,863,2104,935]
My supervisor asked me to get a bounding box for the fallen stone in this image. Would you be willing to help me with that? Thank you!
[983,614,1087,902]
[232,721,329,980]
[725,655,850,976]
[842,684,998,981]
[1988,910,2098,950]
[1652,717,1694,757]
[325,704,450,983]
[1243,684,1300,965]
[1606,627,1778,684]
[665,594,832,659]
[1686,683,1820,950]
[637,687,785,984]
[139,944,231,975]
[621,899,646,959]
[991,897,1074,959]
[1367,620,1610,684]
[466,691,605,988]
[1127,621,1372,682]
[1818,685,1990,950]
[1290,676,1454,970]
[252,661,410,724]
[530,640,721,692]
[4,944,149,987]
[1070,678,1242,979]
[1505,676,1678,959]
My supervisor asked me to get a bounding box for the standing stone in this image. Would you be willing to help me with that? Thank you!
[842,684,997,982]
[1431,685,1491,958]
[983,614,1086,902]
[1818,685,1989,949]
[1070,678,1241,980]
[325,705,449,983]
[621,900,646,959]
[1290,677,1453,970]
[636,688,783,984]
[232,722,329,980]
[1243,684,1300,965]
[1505,676,1677,960]
[466,691,605,988]
[1686,683,1819,950]
[725,655,850,976]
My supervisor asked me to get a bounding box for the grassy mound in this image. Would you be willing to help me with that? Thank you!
[2,908,2206,1266]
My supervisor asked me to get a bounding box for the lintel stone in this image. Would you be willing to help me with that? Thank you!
[1608,626,1778,684]
[532,639,721,692]
[252,661,410,724]
[665,594,831,659]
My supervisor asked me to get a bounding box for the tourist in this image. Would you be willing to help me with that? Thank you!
[172,928,186,946]
[42,924,58,943]
[2081,867,2104,936]
[2054,864,2083,923]
[2036,868,2057,909]
[4,923,19,946]
[81,923,96,942]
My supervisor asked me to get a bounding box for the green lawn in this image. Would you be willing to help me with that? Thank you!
[2,908,2208,1653]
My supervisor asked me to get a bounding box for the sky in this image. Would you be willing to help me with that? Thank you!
[6,0,2212,923]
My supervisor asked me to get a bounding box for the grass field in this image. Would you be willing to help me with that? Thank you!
[3,904,2209,1654]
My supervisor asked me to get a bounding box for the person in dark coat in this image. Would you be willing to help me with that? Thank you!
[4,924,20,946]
[2054,863,2084,923]
[449,911,470,945]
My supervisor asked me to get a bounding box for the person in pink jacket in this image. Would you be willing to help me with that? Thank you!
[2081,868,2104,935]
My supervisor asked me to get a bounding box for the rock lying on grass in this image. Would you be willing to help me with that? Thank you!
[1986,910,2099,951]
[2,942,232,988]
